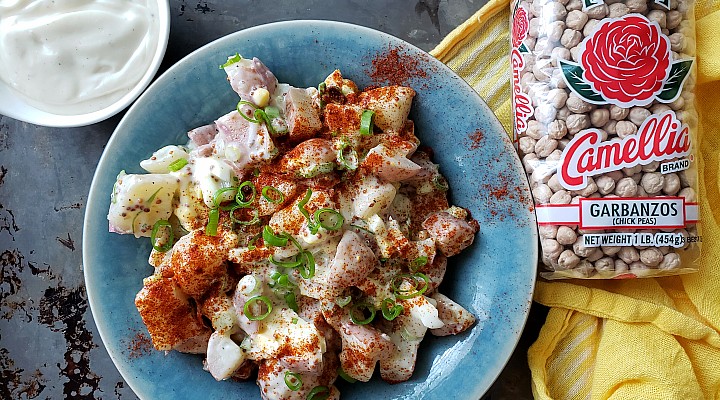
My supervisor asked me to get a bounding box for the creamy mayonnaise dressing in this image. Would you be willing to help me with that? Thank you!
[0,0,159,115]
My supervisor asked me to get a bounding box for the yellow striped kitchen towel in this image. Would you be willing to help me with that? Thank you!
[431,1,720,399]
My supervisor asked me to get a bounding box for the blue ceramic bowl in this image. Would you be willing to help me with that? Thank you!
[83,20,537,400]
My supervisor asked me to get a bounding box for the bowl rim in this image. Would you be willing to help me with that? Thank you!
[83,19,538,399]
[0,0,171,128]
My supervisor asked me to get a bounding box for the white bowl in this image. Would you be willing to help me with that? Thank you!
[0,0,170,128]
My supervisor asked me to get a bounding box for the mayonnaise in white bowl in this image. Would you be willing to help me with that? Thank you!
[0,0,170,127]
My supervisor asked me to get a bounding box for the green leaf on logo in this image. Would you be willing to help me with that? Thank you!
[583,0,603,10]
[518,43,530,53]
[654,0,670,9]
[559,60,605,103]
[657,59,693,102]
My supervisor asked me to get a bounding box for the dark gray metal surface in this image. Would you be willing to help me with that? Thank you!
[0,1,539,399]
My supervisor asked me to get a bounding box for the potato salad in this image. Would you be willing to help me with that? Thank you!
[108,54,479,400]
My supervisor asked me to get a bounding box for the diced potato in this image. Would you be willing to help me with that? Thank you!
[323,103,363,136]
[285,87,322,141]
[135,273,210,351]
[108,173,179,237]
[206,331,247,381]
[139,145,189,173]
[356,86,415,131]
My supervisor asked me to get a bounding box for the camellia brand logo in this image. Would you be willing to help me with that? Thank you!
[559,13,693,108]
[558,110,692,190]
[510,3,533,135]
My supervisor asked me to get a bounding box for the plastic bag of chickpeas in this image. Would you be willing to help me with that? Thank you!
[510,0,702,279]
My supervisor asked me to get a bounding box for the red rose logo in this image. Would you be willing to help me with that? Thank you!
[512,6,529,49]
[580,14,671,107]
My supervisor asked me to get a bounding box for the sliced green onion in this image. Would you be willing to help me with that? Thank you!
[359,109,375,136]
[391,273,430,300]
[313,208,344,231]
[230,206,259,226]
[284,371,302,391]
[264,106,281,120]
[432,174,449,192]
[270,254,303,268]
[214,186,238,209]
[349,302,376,325]
[150,219,174,252]
[298,188,312,219]
[247,232,261,250]
[349,224,374,235]
[243,295,273,321]
[262,225,289,247]
[307,386,330,400]
[237,100,261,123]
[335,295,352,307]
[297,162,335,179]
[285,292,299,312]
[219,53,242,69]
[262,185,285,204]
[337,367,356,383]
[291,317,299,324]
[337,141,358,171]
[409,256,429,272]
[206,208,220,236]
[381,298,403,321]
[286,236,304,253]
[318,82,327,108]
[168,158,188,172]
[235,181,256,207]
[146,187,163,204]
[299,251,316,279]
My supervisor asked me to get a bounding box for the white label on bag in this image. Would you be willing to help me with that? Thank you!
[579,197,684,229]
[535,197,697,229]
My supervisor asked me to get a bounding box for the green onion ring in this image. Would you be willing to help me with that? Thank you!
[205,208,220,237]
[235,181,256,207]
[230,206,259,226]
[349,302,376,325]
[391,272,430,300]
[409,256,429,272]
[247,232,261,250]
[307,385,330,400]
[262,225,289,247]
[381,298,403,321]
[213,186,238,209]
[243,295,273,321]
[269,254,303,268]
[284,292,299,312]
[284,371,303,391]
[336,140,358,171]
[335,295,352,307]
[219,53,242,69]
[264,106,281,120]
[150,219,174,252]
[349,224,374,235]
[298,251,316,279]
[237,100,261,123]
[297,188,313,221]
[168,158,188,172]
[432,174,449,192]
[359,109,375,136]
[337,367,356,383]
[261,185,285,204]
[313,208,344,231]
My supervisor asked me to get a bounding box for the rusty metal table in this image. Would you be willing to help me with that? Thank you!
[0,1,543,398]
